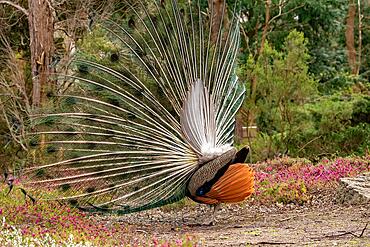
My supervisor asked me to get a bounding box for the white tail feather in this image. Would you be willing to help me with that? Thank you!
[181,80,232,164]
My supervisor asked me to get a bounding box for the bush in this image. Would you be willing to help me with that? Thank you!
[239,30,370,161]
[288,93,370,159]
[239,30,317,160]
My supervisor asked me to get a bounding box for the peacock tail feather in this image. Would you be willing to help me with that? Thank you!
[25,0,244,214]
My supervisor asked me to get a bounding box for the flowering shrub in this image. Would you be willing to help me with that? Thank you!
[253,156,370,204]
[0,219,93,247]
[0,187,122,245]
[0,186,198,246]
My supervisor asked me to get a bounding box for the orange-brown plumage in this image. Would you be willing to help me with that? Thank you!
[194,163,254,204]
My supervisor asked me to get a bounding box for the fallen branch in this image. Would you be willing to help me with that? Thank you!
[250,241,296,245]
[278,216,298,222]
[358,223,368,238]
[312,223,368,240]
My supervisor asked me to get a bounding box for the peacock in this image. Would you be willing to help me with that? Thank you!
[24,0,254,223]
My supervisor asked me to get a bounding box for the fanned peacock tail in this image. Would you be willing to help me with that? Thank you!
[25,0,245,214]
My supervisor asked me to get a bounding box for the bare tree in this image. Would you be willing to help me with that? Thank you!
[0,37,31,152]
[0,0,54,107]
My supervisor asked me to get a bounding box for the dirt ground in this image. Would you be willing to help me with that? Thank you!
[101,199,370,246]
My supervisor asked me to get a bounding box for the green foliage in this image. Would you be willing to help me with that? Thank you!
[352,94,370,124]
[77,27,122,62]
[240,30,317,160]
[249,93,370,161]
[318,72,357,93]
[240,28,370,161]
[289,93,370,158]
[234,0,348,80]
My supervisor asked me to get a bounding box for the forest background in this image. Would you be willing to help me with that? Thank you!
[0,0,369,171]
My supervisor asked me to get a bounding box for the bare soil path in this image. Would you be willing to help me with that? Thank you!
[100,200,370,246]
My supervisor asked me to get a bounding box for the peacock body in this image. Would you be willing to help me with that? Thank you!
[25,0,254,215]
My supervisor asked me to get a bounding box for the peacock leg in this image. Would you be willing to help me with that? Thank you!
[209,203,221,225]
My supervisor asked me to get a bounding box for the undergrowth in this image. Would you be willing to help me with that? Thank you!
[0,186,198,246]
[1,156,369,245]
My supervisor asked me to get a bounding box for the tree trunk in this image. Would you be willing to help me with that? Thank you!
[259,0,271,55]
[246,0,271,131]
[345,1,357,75]
[234,114,241,142]
[356,0,362,75]
[28,0,54,108]
[209,0,225,44]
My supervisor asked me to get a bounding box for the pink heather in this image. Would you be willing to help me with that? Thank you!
[255,157,370,190]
